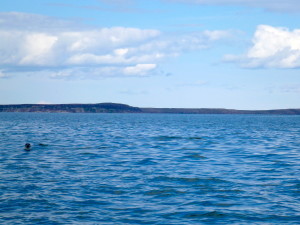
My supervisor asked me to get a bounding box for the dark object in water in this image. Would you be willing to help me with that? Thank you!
[38,143,48,146]
[24,143,31,151]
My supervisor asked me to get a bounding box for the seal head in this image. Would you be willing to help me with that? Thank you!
[24,143,31,151]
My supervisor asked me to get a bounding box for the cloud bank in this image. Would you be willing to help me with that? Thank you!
[167,0,300,12]
[0,12,230,79]
[225,25,300,69]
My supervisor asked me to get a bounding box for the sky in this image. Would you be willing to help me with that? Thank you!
[0,0,300,109]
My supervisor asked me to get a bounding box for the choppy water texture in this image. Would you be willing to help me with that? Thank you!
[0,113,300,224]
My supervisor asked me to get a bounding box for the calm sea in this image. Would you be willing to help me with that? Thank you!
[0,113,300,224]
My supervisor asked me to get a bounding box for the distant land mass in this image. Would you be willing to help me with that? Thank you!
[0,103,300,115]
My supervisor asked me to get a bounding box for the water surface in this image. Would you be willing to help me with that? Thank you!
[0,113,300,224]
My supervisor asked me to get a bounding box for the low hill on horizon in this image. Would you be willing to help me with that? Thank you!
[0,103,141,113]
[0,103,300,115]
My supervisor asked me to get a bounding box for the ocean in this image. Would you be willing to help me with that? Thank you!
[0,113,300,224]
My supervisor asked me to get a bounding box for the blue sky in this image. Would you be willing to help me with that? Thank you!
[0,0,300,109]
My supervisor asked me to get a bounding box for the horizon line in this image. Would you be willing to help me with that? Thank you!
[0,102,299,111]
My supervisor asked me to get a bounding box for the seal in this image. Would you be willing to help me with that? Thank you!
[24,143,31,151]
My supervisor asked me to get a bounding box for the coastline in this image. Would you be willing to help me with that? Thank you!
[0,103,300,115]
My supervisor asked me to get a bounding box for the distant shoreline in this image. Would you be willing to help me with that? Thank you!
[0,103,300,115]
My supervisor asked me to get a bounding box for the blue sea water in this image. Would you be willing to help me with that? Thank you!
[0,113,300,225]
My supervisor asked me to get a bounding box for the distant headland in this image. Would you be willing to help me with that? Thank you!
[0,103,300,115]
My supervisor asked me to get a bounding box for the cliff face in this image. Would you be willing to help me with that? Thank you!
[0,103,300,115]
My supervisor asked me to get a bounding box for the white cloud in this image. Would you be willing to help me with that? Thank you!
[114,48,129,56]
[50,65,157,79]
[0,12,231,79]
[20,33,58,65]
[0,26,161,67]
[167,0,300,12]
[225,25,300,69]
[37,100,52,104]
[123,64,157,76]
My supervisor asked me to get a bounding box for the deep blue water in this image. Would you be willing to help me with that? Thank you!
[0,113,300,224]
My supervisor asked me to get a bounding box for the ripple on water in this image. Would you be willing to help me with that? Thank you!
[0,113,300,224]
[151,176,231,185]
